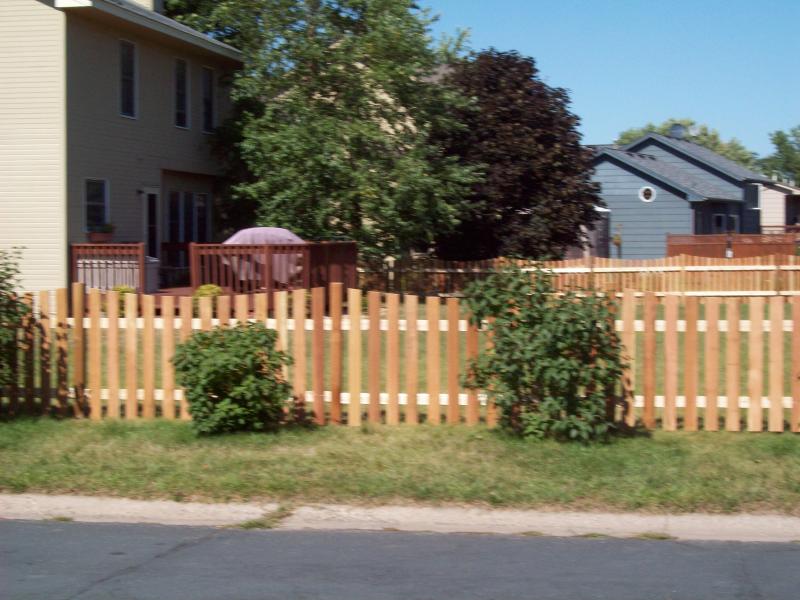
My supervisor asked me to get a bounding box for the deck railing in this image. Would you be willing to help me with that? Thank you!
[70,243,147,292]
[189,241,358,295]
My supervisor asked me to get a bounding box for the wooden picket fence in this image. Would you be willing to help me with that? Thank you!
[362,254,800,295]
[2,283,800,433]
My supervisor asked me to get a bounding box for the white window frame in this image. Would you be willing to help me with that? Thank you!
[119,39,138,119]
[638,186,657,203]
[201,66,216,133]
[174,57,190,129]
[84,178,110,232]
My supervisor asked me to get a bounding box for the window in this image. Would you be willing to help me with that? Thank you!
[712,213,739,234]
[638,186,656,202]
[85,179,109,231]
[120,41,137,118]
[175,59,189,128]
[201,67,215,132]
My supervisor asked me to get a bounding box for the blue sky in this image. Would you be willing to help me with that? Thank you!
[421,0,799,156]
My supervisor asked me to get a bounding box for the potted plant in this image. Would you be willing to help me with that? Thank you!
[87,223,114,243]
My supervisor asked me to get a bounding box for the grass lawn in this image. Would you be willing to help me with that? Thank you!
[1,419,799,515]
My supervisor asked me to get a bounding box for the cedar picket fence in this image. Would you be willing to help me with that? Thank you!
[361,254,800,296]
[2,283,800,433]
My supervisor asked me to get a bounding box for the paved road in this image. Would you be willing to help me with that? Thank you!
[2,520,798,600]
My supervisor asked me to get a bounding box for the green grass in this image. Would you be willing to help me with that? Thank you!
[2,419,800,515]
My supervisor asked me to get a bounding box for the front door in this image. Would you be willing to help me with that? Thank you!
[143,188,160,258]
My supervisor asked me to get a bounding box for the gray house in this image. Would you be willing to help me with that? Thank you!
[589,128,800,258]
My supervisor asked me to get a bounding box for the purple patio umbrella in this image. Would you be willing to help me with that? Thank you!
[222,227,306,286]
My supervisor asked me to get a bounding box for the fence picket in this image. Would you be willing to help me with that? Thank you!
[178,296,192,420]
[447,297,460,425]
[161,296,176,420]
[312,287,325,425]
[621,289,636,426]
[235,294,249,323]
[704,297,720,431]
[643,292,657,429]
[347,288,362,427]
[747,297,764,432]
[199,296,212,331]
[386,293,400,425]
[426,296,441,425]
[292,289,307,410]
[329,283,343,424]
[663,295,679,431]
[405,294,419,425]
[71,283,86,417]
[55,288,69,416]
[368,291,381,424]
[125,293,138,420]
[142,294,156,419]
[217,295,231,328]
[684,296,699,431]
[254,293,268,323]
[88,289,102,420]
[768,296,784,432]
[38,291,51,415]
[793,296,800,433]
[106,291,120,419]
[725,299,741,431]
[466,319,479,426]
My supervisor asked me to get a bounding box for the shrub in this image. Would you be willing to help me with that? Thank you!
[109,285,136,315]
[0,248,29,389]
[464,267,625,442]
[172,323,292,435]
[193,284,223,299]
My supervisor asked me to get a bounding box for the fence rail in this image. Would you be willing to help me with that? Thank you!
[2,284,799,433]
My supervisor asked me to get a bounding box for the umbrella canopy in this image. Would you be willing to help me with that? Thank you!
[223,227,305,246]
[222,228,306,286]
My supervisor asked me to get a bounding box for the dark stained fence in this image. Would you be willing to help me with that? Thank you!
[667,234,796,258]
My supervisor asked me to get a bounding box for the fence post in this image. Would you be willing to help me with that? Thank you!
[347,288,362,427]
[725,298,741,431]
[446,297,460,425]
[663,294,679,431]
[621,289,636,427]
[329,283,343,424]
[747,297,765,432]
[405,294,419,425]
[386,293,400,425]
[311,287,325,425]
[87,288,102,420]
[125,293,138,419]
[162,295,176,420]
[142,294,156,419]
[367,291,381,423]
[426,296,441,425]
[704,297,720,431]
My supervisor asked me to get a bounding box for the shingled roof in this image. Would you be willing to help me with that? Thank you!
[623,132,771,184]
[593,147,741,201]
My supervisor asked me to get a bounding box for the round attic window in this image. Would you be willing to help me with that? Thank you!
[639,186,656,202]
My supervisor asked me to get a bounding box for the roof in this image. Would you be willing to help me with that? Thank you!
[623,132,770,184]
[55,0,242,62]
[593,147,741,202]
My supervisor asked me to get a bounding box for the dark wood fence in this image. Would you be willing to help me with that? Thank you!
[667,234,797,258]
[189,241,357,295]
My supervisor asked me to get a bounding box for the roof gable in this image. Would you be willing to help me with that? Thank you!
[623,132,769,184]
[592,148,741,202]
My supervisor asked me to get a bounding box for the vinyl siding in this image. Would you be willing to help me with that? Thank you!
[594,160,692,259]
[760,185,787,228]
[0,0,67,291]
[65,12,234,248]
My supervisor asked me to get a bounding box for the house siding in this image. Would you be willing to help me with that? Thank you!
[0,0,67,291]
[760,185,787,228]
[594,159,693,259]
[65,12,234,249]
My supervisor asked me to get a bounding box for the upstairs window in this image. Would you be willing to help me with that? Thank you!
[120,41,137,118]
[85,179,109,231]
[175,59,189,128]
[201,67,215,132]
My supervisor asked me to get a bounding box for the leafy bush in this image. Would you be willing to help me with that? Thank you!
[0,248,29,388]
[173,323,292,435]
[193,284,223,299]
[464,267,625,442]
[109,285,136,315]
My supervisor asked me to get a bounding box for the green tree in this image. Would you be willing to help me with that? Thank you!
[433,49,601,260]
[166,0,479,262]
[615,118,758,169]
[760,126,800,183]
[0,248,29,390]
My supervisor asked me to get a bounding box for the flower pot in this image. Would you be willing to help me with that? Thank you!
[87,231,113,243]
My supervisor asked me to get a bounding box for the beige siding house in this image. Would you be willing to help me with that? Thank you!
[0,0,241,290]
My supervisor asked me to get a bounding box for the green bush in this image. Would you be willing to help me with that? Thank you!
[109,285,136,315]
[172,323,292,435]
[193,284,223,299]
[0,248,29,388]
[464,267,625,442]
